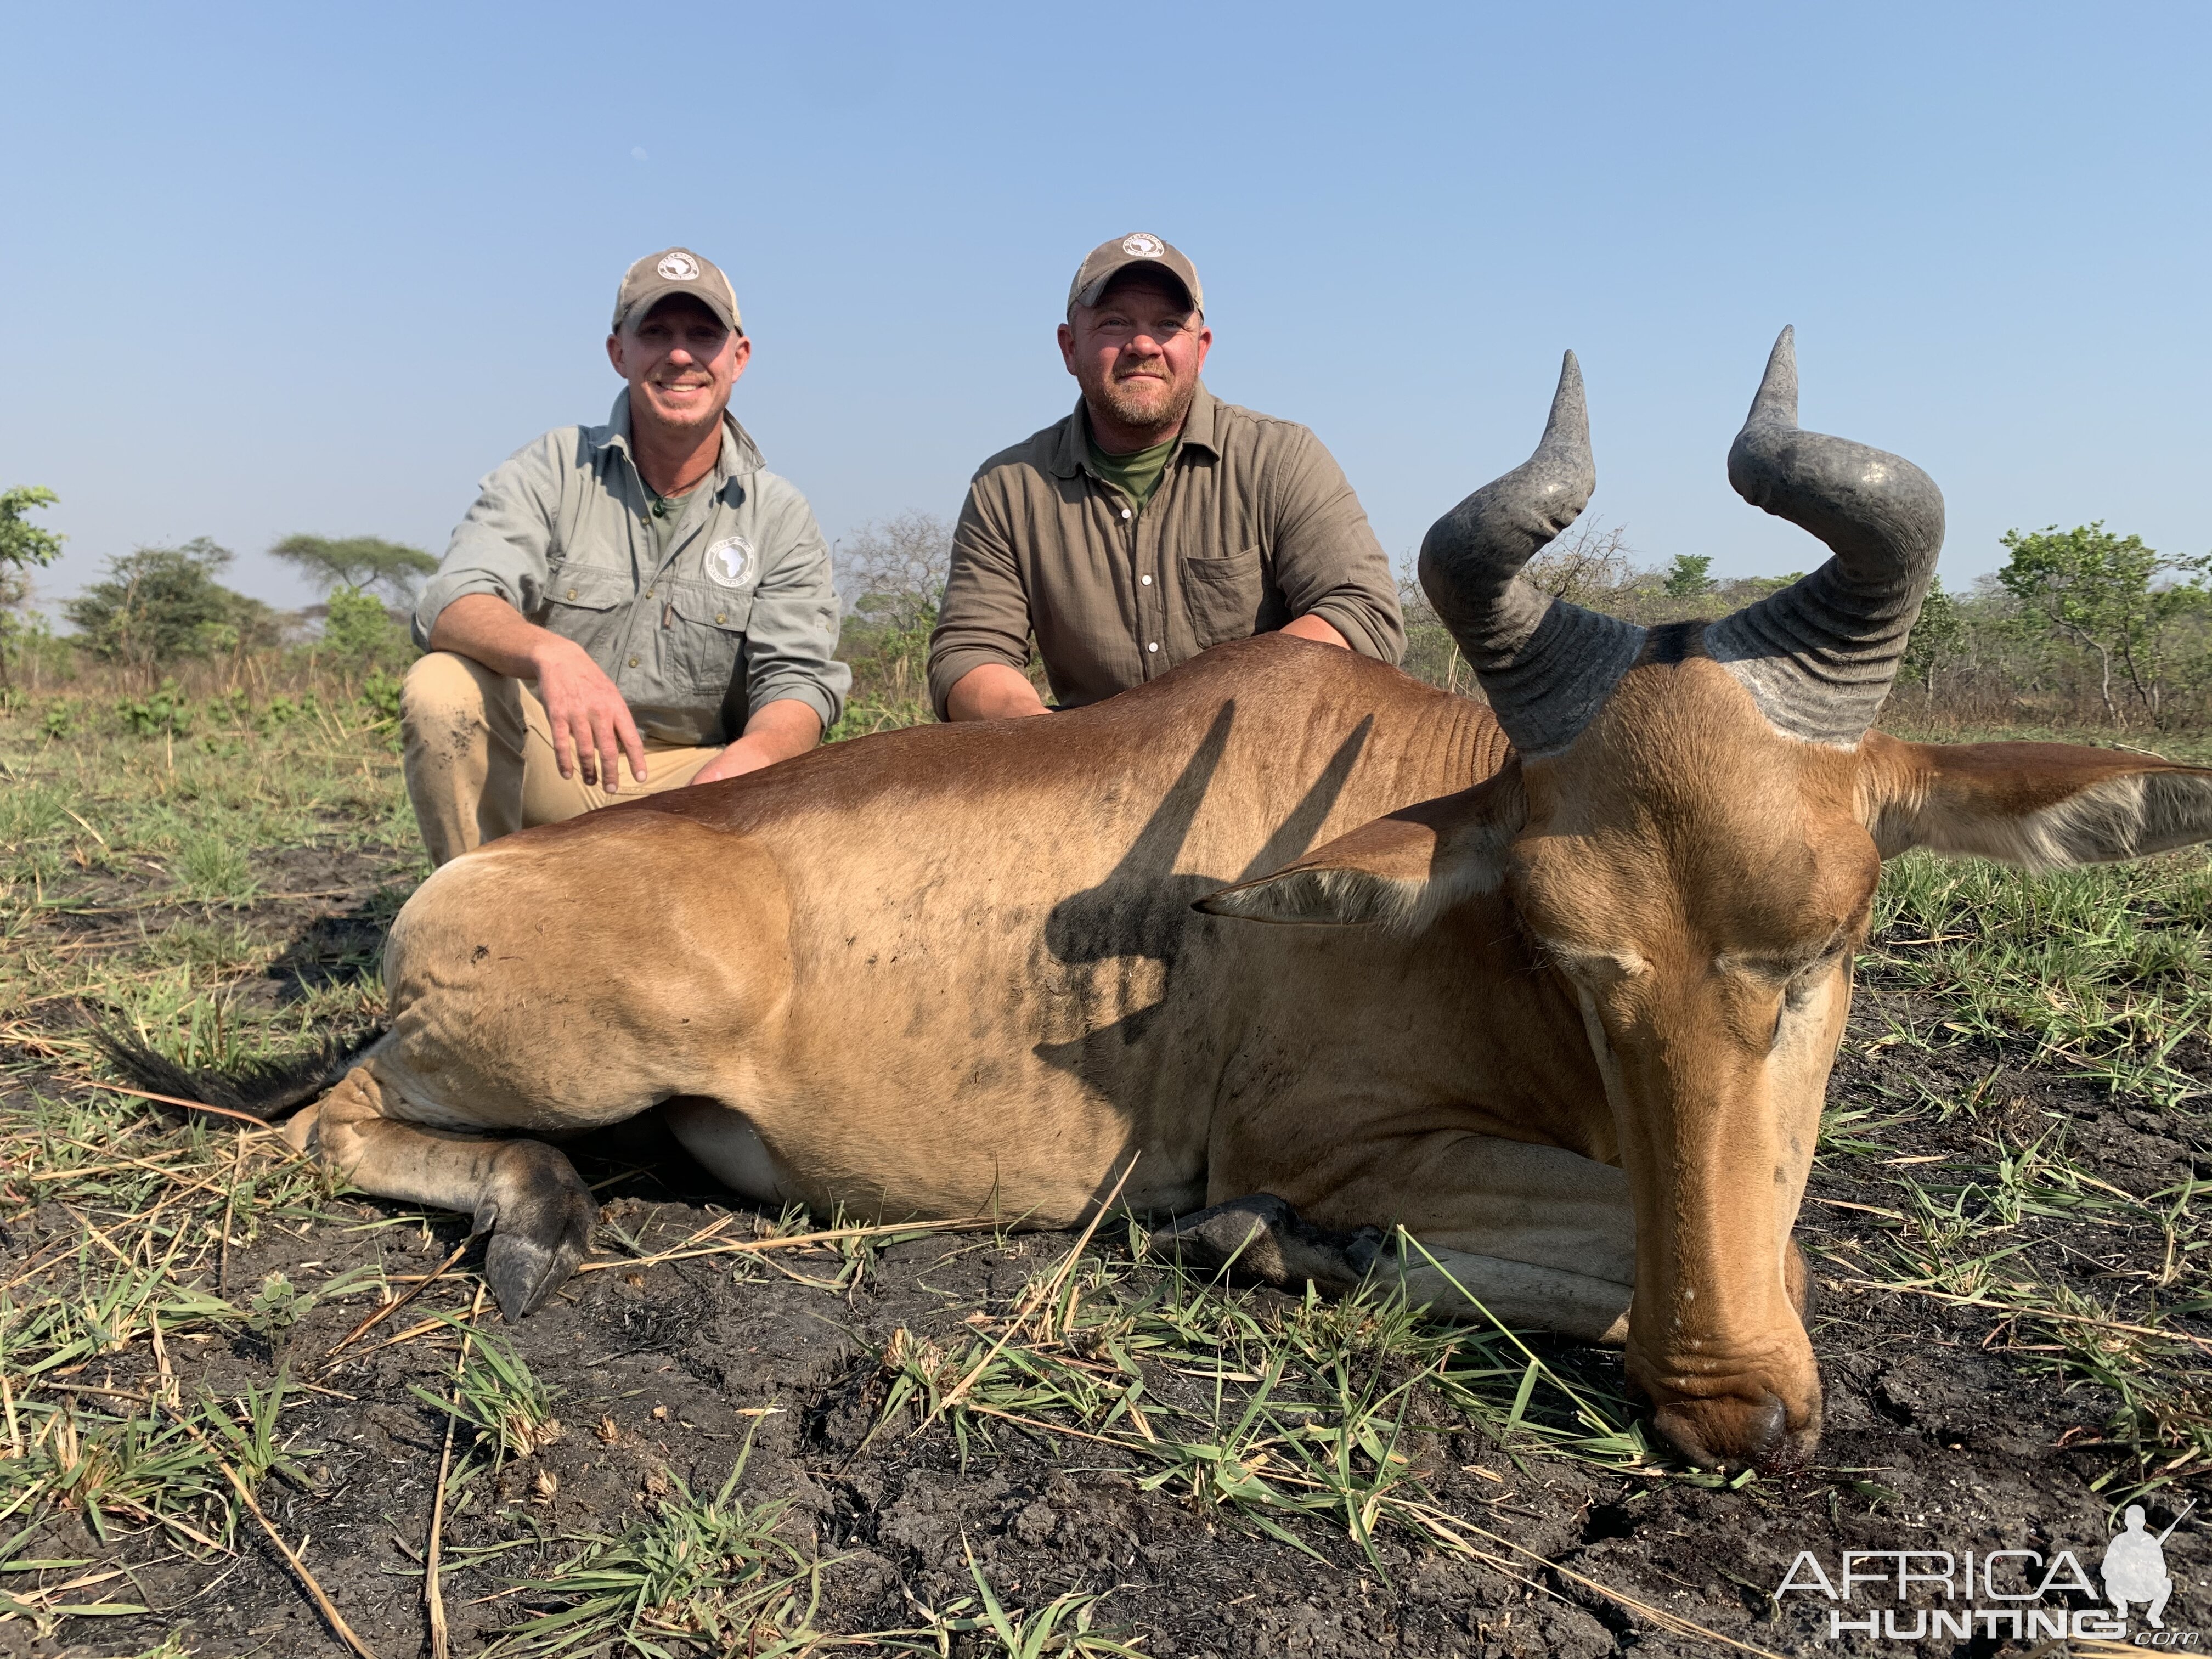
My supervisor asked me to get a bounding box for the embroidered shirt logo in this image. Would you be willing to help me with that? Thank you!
[657,251,701,281]
[703,536,756,588]
[1120,233,1165,258]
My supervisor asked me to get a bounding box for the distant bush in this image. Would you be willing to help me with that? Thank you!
[1,486,66,691]
[318,585,413,673]
[62,539,278,675]
[833,511,956,735]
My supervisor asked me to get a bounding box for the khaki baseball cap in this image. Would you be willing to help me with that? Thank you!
[1066,232,1204,315]
[611,247,742,334]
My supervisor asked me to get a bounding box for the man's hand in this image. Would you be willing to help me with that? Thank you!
[428,592,646,791]
[532,635,648,790]
[687,698,823,787]
[945,662,1051,721]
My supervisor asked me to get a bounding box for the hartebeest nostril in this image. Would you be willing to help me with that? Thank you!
[1650,1392,1790,1475]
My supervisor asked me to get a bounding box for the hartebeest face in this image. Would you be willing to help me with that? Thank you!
[1508,656,1880,1468]
[1402,331,1945,1469]
[1209,331,2212,1469]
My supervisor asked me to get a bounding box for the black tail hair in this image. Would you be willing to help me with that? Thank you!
[92,1025,383,1124]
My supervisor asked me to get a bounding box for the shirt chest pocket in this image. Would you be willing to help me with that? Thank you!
[666,582,754,696]
[539,562,631,662]
[1181,544,1267,649]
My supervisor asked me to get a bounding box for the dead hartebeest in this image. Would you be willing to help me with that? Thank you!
[234,330,2212,1471]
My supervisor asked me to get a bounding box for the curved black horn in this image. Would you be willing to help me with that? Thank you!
[1706,328,1946,746]
[1418,351,1645,757]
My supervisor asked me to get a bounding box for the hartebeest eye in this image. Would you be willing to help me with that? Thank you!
[1765,936,1853,1041]
[1729,928,1850,988]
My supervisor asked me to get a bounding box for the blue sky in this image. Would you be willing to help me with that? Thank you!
[6,2,2208,614]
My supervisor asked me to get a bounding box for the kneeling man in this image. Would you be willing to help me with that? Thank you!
[404,247,849,865]
[928,233,1402,720]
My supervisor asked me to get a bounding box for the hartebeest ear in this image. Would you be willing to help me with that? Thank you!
[1199,766,1528,931]
[1861,731,2212,867]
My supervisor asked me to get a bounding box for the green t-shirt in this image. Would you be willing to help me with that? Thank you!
[646,486,695,563]
[1087,434,1178,512]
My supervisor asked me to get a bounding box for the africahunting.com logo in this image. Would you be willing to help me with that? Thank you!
[1776,1502,2193,1644]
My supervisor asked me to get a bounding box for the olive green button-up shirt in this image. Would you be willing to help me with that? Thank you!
[927,385,1403,718]
[414,393,850,747]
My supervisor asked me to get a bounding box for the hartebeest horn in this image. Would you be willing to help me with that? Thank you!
[1418,351,1647,757]
[1706,328,1946,746]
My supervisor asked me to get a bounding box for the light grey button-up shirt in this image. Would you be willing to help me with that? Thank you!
[415,394,850,746]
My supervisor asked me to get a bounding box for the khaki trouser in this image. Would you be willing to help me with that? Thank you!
[400,652,723,867]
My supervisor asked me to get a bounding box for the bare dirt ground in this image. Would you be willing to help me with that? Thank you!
[5,977,2208,1656]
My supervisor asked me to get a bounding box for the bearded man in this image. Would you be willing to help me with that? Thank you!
[928,233,1403,720]
[402,247,849,865]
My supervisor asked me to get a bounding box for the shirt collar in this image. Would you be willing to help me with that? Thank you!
[1050,381,1218,479]
[602,390,765,488]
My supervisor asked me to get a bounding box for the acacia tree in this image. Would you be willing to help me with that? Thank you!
[1996,522,2208,724]
[269,534,437,602]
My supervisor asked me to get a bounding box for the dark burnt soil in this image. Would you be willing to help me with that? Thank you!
[7,973,2210,1659]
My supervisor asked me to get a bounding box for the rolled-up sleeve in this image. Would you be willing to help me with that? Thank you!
[412,435,567,649]
[743,483,851,733]
[1267,432,1405,665]
[927,476,1035,718]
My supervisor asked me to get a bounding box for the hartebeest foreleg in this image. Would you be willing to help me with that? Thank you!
[1155,1130,1644,1341]
[1152,1191,1636,1341]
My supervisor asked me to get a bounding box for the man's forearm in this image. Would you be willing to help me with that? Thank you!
[945,662,1051,721]
[1281,613,1350,649]
[427,592,568,678]
[731,698,822,763]
[687,698,822,786]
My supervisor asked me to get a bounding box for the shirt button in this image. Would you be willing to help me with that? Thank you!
[1147,641,1158,653]
[1141,574,1153,585]
[1120,507,1132,521]
[715,612,726,623]
[628,656,640,668]
[644,586,654,598]
[566,588,578,600]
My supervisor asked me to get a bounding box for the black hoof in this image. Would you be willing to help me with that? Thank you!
[476,1143,597,1319]
[1148,1194,1384,1294]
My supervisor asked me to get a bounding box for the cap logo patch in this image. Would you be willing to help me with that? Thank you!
[704,535,756,589]
[1121,233,1165,258]
[657,251,701,281]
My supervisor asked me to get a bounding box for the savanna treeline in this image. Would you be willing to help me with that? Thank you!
[5,483,2208,737]
[1402,520,2212,732]
[842,512,2212,736]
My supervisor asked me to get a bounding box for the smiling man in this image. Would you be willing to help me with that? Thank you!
[402,247,849,865]
[928,233,1402,720]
